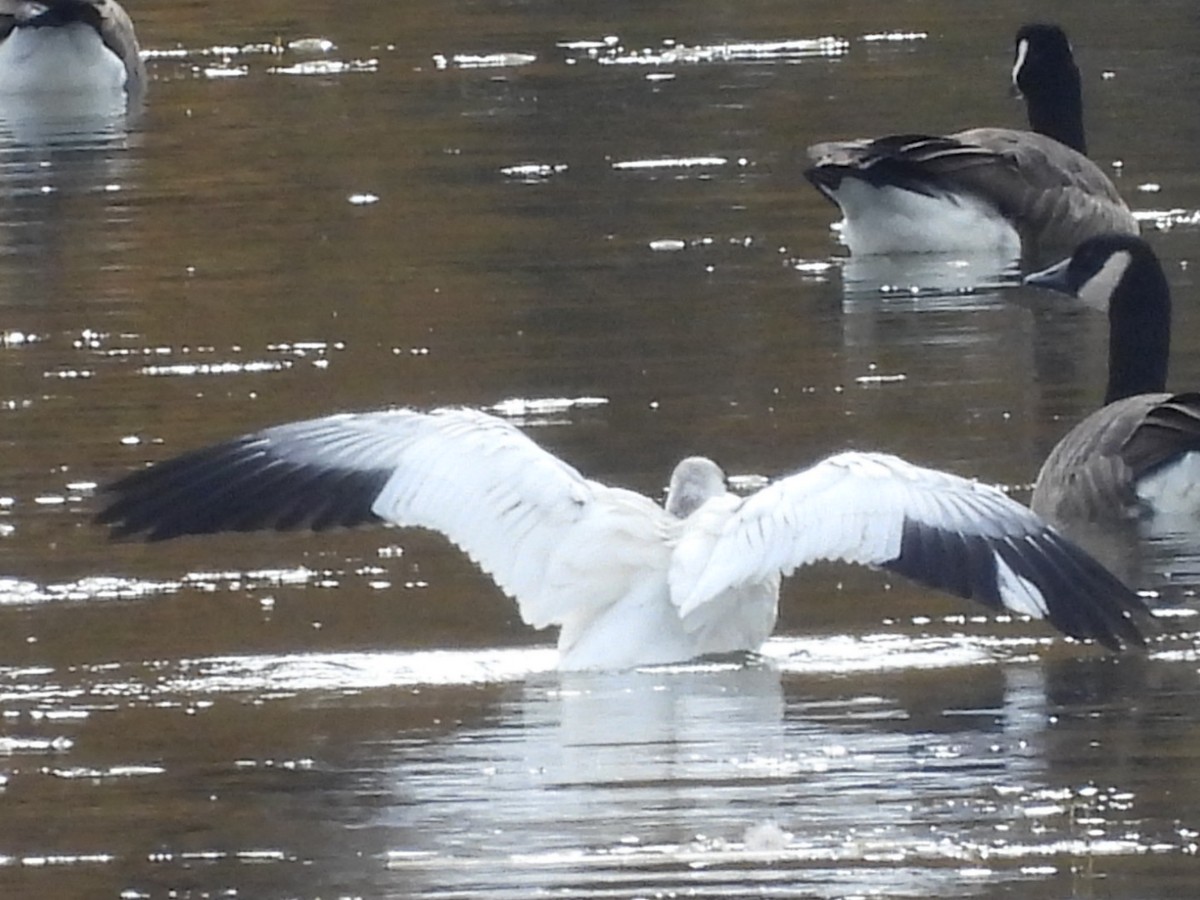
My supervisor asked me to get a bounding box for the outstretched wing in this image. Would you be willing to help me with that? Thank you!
[97,407,665,631]
[671,451,1147,649]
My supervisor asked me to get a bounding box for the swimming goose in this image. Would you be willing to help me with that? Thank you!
[95,407,1147,669]
[804,24,1137,262]
[0,0,145,99]
[1025,234,1200,523]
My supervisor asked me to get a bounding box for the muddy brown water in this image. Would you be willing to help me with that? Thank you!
[1,1,1199,897]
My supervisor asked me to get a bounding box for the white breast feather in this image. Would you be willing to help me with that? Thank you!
[0,24,127,93]
[831,179,1022,256]
[367,409,675,632]
[1137,451,1200,519]
[536,488,674,632]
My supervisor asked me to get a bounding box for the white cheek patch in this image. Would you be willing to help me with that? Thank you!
[1078,250,1131,310]
[1011,38,1029,92]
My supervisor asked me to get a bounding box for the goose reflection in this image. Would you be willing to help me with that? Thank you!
[377,656,1066,898]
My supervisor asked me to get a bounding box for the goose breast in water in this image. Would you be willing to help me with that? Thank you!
[0,0,146,101]
[96,407,1149,670]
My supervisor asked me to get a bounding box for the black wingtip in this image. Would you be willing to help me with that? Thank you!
[887,516,1151,652]
[802,164,842,201]
[95,437,392,543]
[1040,529,1152,652]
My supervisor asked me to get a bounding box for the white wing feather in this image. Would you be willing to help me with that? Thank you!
[671,451,1032,618]
[101,419,1146,659]
[366,409,672,632]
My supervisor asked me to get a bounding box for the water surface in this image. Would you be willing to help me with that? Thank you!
[1,1,1199,897]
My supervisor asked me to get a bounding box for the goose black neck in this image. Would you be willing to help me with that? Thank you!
[1024,67,1087,154]
[1105,260,1171,404]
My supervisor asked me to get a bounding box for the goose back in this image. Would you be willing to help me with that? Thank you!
[804,24,1137,261]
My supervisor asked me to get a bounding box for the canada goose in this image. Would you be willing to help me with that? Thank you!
[1025,234,1200,523]
[804,24,1137,262]
[0,0,145,99]
[95,407,1147,669]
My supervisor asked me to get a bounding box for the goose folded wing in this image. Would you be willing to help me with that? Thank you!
[957,129,1123,193]
[805,134,1002,199]
[950,129,1136,240]
[1121,392,1200,476]
[1032,396,1167,521]
[669,451,1147,649]
[96,0,146,85]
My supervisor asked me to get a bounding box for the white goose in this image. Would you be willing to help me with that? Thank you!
[96,407,1148,670]
[0,0,145,99]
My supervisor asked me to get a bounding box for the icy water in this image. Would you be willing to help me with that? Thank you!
[2,1,1200,898]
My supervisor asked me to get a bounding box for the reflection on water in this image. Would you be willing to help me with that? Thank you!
[1,0,1200,897]
[560,34,852,67]
[1,635,1197,898]
[1057,517,1200,610]
[837,248,1023,300]
[0,96,134,147]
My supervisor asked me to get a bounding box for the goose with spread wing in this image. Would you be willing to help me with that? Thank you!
[1025,234,1200,523]
[0,0,145,100]
[804,24,1137,261]
[96,407,1148,670]
[98,408,1147,672]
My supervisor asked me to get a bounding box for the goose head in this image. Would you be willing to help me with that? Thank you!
[665,456,728,518]
[1011,23,1085,153]
[1025,234,1171,404]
